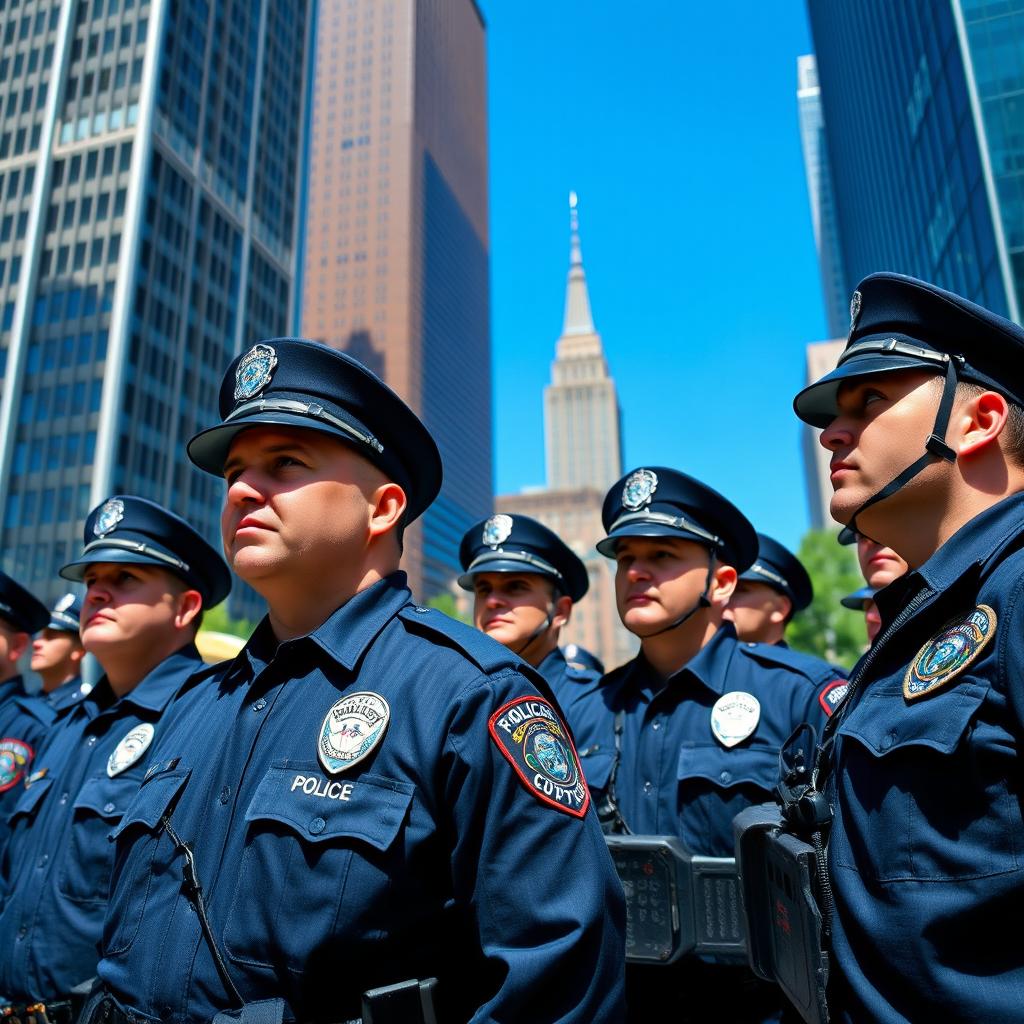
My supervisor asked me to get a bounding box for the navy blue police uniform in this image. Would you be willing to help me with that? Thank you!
[0,497,230,1003]
[789,273,1024,1022]
[571,468,846,1023]
[457,513,600,714]
[738,533,814,625]
[38,594,90,712]
[0,574,52,871]
[90,339,626,1024]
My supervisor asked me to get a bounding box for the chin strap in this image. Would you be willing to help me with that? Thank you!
[514,603,556,661]
[845,357,960,539]
[635,550,715,640]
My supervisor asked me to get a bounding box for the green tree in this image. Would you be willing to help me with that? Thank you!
[785,528,867,669]
[426,591,471,624]
[200,602,258,642]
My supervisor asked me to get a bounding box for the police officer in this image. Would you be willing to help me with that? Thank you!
[854,532,908,593]
[457,513,599,712]
[726,534,814,647]
[30,593,88,710]
[90,339,625,1024]
[790,271,1024,1022]
[571,467,845,1023]
[839,585,880,643]
[0,496,230,1006]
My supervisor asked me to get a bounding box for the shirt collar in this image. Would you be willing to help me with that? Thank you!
[0,675,23,703]
[538,647,566,676]
[617,623,739,701]
[46,676,84,712]
[80,644,204,718]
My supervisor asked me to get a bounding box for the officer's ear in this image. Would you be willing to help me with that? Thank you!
[954,386,1011,460]
[173,589,204,634]
[708,561,738,608]
[367,481,408,543]
[551,593,573,630]
[4,630,30,664]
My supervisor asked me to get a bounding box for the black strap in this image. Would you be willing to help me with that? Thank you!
[846,358,959,538]
[160,813,244,1008]
[597,710,631,834]
[636,549,715,640]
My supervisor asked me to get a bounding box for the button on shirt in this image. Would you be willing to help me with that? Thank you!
[0,646,203,999]
[571,625,839,855]
[827,492,1024,1024]
[97,573,625,1024]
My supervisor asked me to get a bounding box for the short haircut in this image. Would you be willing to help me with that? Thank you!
[955,381,1024,465]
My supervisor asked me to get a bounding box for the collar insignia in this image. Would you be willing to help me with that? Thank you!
[107,723,155,777]
[94,498,125,538]
[711,691,761,748]
[904,605,996,701]
[622,469,658,511]
[234,343,278,403]
[482,514,513,549]
[318,692,390,775]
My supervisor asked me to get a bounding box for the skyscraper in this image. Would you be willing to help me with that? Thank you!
[0,0,314,619]
[796,54,848,340]
[496,195,634,671]
[544,192,623,493]
[300,0,490,601]
[806,0,1021,322]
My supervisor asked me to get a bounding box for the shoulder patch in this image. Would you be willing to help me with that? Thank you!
[818,680,850,717]
[0,737,34,792]
[489,696,590,818]
[904,605,996,702]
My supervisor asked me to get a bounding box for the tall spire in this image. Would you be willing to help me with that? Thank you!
[562,190,596,336]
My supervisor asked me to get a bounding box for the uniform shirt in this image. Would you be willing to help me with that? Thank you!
[0,645,203,999]
[827,492,1024,1024]
[571,624,843,855]
[97,574,625,1024]
[537,646,600,720]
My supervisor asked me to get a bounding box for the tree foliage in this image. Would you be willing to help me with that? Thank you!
[426,591,471,624]
[201,602,258,642]
[785,528,867,669]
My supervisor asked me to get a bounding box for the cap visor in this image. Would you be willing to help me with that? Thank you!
[60,545,183,582]
[596,522,714,559]
[457,555,560,591]
[840,586,876,610]
[794,353,935,428]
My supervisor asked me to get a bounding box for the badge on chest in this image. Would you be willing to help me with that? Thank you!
[318,691,391,775]
[904,605,996,701]
[710,691,761,748]
[107,723,155,777]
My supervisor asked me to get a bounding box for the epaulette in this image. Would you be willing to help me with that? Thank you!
[176,658,234,697]
[738,641,847,684]
[11,693,56,728]
[397,605,523,675]
[565,660,600,682]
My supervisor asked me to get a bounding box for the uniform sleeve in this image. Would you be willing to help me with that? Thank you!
[442,668,626,1023]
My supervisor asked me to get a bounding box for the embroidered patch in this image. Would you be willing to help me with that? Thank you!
[489,696,589,818]
[710,691,761,748]
[234,343,278,402]
[904,605,996,702]
[0,738,34,793]
[818,680,849,717]
[318,691,390,775]
[94,498,125,537]
[482,514,513,549]
[107,723,155,777]
[622,469,658,511]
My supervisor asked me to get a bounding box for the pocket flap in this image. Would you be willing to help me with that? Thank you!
[578,750,614,790]
[244,762,413,851]
[840,681,987,757]
[677,744,778,789]
[109,767,191,841]
[73,773,139,821]
[9,774,51,821]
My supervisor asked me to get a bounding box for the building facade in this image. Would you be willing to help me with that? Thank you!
[0,0,314,619]
[300,0,490,602]
[797,54,848,340]
[806,0,1021,321]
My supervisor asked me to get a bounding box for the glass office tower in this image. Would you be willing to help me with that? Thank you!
[0,0,315,618]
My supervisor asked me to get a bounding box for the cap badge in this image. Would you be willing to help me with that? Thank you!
[55,593,76,613]
[622,469,658,511]
[849,290,862,338]
[107,723,155,778]
[482,514,513,549]
[711,691,761,748]
[318,691,391,775]
[904,605,996,702]
[94,498,125,538]
[234,343,278,403]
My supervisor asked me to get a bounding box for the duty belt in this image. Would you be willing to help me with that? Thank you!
[1,997,84,1024]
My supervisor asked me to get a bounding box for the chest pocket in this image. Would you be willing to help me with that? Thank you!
[833,679,1018,880]
[223,761,414,973]
[103,766,190,956]
[677,744,778,794]
[7,774,51,827]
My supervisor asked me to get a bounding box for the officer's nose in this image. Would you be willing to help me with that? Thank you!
[225,468,265,507]
[626,562,650,583]
[485,592,506,608]
[819,417,854,452]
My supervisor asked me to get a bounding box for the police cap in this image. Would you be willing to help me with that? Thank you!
[795,272,1024,428]
[187,338,442,523]
[739,533,813,612]
[46,592,83,633]
[458,514,589,603]
[840,585,877,611]
[596,467,758,573]
[0,571,49,634]
[60,495,232,606]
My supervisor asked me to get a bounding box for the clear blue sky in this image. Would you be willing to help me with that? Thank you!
[480,1,830,551]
